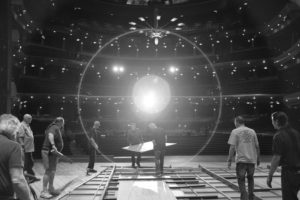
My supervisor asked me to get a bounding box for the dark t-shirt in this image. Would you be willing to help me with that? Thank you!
[0,135,24,196]
[42,124,64,152]
[272,127,300,169]
[151,127,166,151]
[127,129,142,145]
[88,127,100,147]
[88,127,99,140]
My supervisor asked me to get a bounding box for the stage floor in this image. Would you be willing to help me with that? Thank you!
[30,155,298,200]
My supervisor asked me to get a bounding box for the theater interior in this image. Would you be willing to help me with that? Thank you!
[1,0,300,199]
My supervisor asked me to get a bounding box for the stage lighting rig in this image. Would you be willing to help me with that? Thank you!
[128,8,184,45]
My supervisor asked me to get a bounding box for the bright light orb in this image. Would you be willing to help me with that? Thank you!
[132,75,171,114]
[169,65,179,74]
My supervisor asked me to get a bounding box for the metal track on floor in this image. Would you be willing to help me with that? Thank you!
[58,165,116,200]
[199,165,282,200]
[57,165,282,200]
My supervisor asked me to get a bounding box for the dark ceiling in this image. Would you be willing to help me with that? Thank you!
[23,0,288,34]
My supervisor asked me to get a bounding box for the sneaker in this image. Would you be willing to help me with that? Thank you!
[87,168,97,173]
[40,191,53,199]
[49,188,61,196]
[28,176,41,184]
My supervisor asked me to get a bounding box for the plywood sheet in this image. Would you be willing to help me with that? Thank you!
[117,180,177,200]
[122,141,176,153]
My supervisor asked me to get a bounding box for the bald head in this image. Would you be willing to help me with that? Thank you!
[23,114,32,124]
[94,121,100,129]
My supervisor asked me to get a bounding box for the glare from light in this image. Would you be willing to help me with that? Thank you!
[154,37,159,45]
[113,65,118,72]
[156,15,161,20]
[142,90,157,111]
[112,65,125,73]
[133,75,171,114]
[169,66,179,73]
[169,66,176,73]
[171,17,178,22]
[129,21,136,25]
[177,23,185,26]
[129,27,136,30]
[138,17,145,22]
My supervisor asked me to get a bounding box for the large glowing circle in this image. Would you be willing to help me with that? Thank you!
[77,28,223,163]
[133,75,171,114]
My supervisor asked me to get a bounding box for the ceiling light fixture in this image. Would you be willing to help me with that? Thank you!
[129,9,184,46]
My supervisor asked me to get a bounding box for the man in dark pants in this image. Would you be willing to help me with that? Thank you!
[148,123,167,176]
[267,111,300,200]
[127,122,143,168]
[0,114,33,200]
[87,121,101,174]
[227,116,260,200]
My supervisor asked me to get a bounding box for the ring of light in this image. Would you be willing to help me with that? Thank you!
[77,28,223,163]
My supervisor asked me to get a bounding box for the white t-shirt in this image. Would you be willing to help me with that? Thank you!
[17,121,35,153]
[228,125,259,164]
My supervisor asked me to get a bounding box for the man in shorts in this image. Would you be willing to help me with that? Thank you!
[40,117,64,199]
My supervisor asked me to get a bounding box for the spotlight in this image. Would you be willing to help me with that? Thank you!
[129,21,136,25]
[132,75,171,114]
[138,17,145,22]
[171,17,178,22]
[141,90,157,111]
[154,38,159,45]
[113,65,119,72]
[112,65,125,74]
[169,66,179,74]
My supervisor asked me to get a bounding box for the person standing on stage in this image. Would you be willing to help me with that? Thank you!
[149,123,167,176]
[127,122,143,168]
[267,112,300,200]
[16,114,40,183]
[0,114,33,200]
[40,117,64,199]
[87,121,101,174]
[227,116,260,200]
